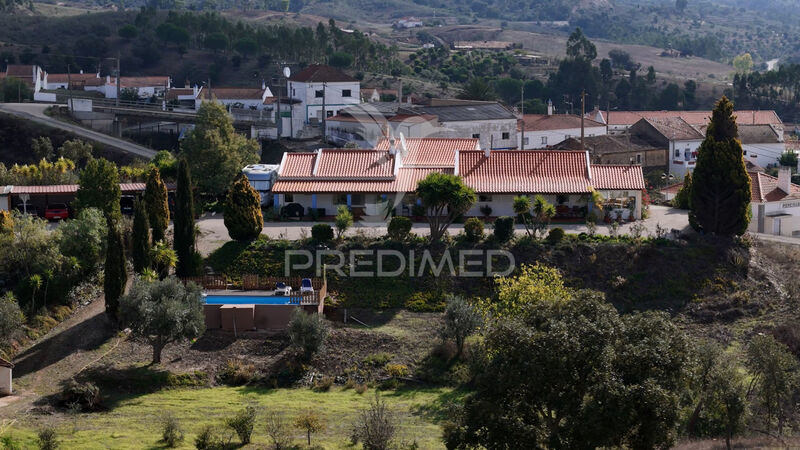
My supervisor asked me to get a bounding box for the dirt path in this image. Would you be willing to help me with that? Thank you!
[0,297,115,417]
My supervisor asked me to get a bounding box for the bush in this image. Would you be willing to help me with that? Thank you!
[217,359,257,386]
[194,425,228,450]
[355,384,368,394]
[479,204,492,217]
[387,216,412,241]
[312,376,334,392]
[440,295,482,357]
[404,291,447,312]
[160,413,184,447]
[464,218,484,242]
[351,392,397,450]
[288,309,329,360]
[36,428,58,450]
[335,205,353,239]
[294,410,326,446]
[265,410,293,449]
[0,292,24,346]
[546,227,565,244]
[310,224,333,243]
[59,380,101,411]
[226,406,256,444]
[385,363,410,378]
[363,352,393,367]
[411,204,425,217]
[493,216,514,243]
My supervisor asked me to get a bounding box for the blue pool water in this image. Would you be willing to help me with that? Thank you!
[204,295,293,305]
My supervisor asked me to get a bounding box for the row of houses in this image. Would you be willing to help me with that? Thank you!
[269,137,646,222]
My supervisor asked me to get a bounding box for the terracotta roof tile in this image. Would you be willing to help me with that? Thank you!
[10,183,147,194]
[110,76,170,88]
[279,153,316,177]
[604,110,782,126]
[749,171,800,203]
[47,73,99,83]
[458,150,592,193]
[520,114,605,132]
[289,64,356,83]
[376,137,479,167]
[199,87,266,100]
[591,165,646,190]
[315,150,395,178]
[641,117,704,141]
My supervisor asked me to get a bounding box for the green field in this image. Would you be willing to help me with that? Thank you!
[4,386,455,449]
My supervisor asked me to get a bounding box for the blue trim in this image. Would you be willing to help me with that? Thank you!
[346,194,352,208]
[311,194,317,209]
[273,196,280,208]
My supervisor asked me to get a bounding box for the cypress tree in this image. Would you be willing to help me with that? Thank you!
[174,159,196,277]
[223,174,263,241]
[689,96,752,235]
[144,166,170,244]
[673,172,693,210]
[104,219,128,318]
[131,198,151,273]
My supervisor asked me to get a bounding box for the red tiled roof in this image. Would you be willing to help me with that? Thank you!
[84,77,106,86]
[640,117,704,141]
[659,183,683,195]
[279,153,316,177]
[199,87,266,100]
[749,171,800,203]
[519,114,605,132]
[166,88,196,100]
[47,73,99,83]
[458,150,592,194]
[591,165,646,190]
[315,150,395,178]
[604,110,782,127]
[110,76,170,88]
[6,65,34,77]
[376,137,479,167]
[288,64,356,83]
[10,183,147,195]
[272,167,452,193]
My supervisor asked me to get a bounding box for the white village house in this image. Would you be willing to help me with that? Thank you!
[196,86,274,111]
[629,117,704,179]
[519,101,607,149]
[587,109,784,136]
[286,64,361,139]
[44,71,101,90]
[412,100,519,151]
[270,137,645,221]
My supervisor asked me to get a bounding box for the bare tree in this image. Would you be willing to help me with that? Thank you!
[351,391,396,450]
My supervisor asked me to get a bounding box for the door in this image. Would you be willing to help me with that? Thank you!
[773,218,781,235]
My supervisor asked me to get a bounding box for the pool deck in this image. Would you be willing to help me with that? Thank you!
[204,290,280,296]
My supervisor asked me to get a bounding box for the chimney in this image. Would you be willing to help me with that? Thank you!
[484,147,491,158]
[193,84,198,96]
[79,69,84,74]
[389,137,396,154]
[547,99,553,116]
[262,80,266,90]
[778,167,792,194]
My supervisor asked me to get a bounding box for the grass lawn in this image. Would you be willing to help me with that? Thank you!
[5,386,455,449]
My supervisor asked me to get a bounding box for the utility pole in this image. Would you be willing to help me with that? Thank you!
[321,81,327,144]
[520,83,525,149]
[115,52,121,106]
[276,77,282,143]
[580,89,586,151]
[398,78,402,105]
[67,64,72,111]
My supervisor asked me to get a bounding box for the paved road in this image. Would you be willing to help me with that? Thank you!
[195,206,693,255]
[0,102,157,159]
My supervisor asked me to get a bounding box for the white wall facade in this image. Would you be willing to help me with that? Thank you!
[749,200,800,237]
[288,80,361,138]
[742,143,786,167]
[668,139,703,178]
[0,366,11,396]
[520,126,607,149]
[433,119,518,151]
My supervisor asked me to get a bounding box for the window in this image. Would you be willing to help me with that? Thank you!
[502,132,510,140]
[315,90,324,98]
[523,137,529,145]
[284,194,294,203]
[342,89,351,97]
[292,88,295,96]
[350,194,364,206]
[684,149,691,161]
[541,136,547,145]
[479,194,493,202]
[334,194,348,205]
[472,133,480,139]
[636,154,642,164]
[743,150,747,155]
[326,110,333,118]
[674,149,680,157]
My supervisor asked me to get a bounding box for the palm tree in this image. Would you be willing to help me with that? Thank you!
[458,78,496,101]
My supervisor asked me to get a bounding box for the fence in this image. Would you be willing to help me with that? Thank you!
[184,275,327,308]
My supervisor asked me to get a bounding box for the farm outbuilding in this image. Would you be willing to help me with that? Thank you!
[0,357,13,396]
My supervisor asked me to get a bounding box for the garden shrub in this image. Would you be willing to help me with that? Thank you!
[387,216,412,241]
[546,227,565,244]
[194,425,228,450]
[288,309,329,360]
[217,360,257,386]
[226,406,256,444]
[385,363,410,378]
[464,218,484,242]
[363,352,393,367]
[493,216,514,243]
[160,413,184,448]
[310,224,333,243]
[312,376,334,392]
[404,291,447,312]
[59,380,101,412]
[36,428,58,450]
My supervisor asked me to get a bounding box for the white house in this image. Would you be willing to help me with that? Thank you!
[44,71,101,90]
[519,101,607,149]
[629,117,704,179]
[92,76,171,99]
[696,124,785,167]
[325,103,440,148]
[271,139,645,221]
[1,64,45,93]
[393,17,423,29]
[749,168,800,237]
[0,357,12,396]
[287,65,361,139]
[413,100,519,151]
[197,86,274,111]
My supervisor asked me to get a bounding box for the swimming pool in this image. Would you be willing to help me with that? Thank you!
[204,295,294,305]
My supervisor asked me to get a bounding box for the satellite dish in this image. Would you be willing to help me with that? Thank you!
[283,67,291,78]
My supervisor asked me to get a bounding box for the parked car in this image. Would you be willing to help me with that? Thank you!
[120,195,135,215]
[45,203,70,221]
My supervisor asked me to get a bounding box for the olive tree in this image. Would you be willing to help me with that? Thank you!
[118,277,205,364]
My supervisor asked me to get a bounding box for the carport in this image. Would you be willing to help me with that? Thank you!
[4,183,164,217]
